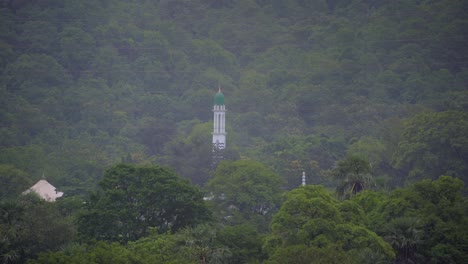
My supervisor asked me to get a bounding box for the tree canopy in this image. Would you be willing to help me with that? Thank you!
[77,164,211,243]
[265,185,395,263]
[207,159,283,231]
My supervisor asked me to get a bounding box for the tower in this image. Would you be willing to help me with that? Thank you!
[212,88,226,165]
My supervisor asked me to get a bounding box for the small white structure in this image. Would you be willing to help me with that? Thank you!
[23,180,64,202]
[302,171,306,186]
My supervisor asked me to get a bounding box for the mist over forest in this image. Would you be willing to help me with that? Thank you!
[1,0,467,263]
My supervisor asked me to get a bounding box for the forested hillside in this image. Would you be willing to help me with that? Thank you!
[0,0,467,190]
[1,0,467,263]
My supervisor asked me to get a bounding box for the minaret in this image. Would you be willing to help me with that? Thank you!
[302,171,306,186]
[212,87,226,166]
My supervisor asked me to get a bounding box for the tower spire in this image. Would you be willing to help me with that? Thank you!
[212,87,227,167]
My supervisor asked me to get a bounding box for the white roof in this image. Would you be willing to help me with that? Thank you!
[23,180,64,202]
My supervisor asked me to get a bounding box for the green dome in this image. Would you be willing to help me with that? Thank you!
[214,90,224,105]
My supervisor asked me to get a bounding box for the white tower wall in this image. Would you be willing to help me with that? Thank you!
[212,104,226,148]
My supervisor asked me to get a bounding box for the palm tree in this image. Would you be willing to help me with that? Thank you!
[384,217,422,264]
[333,155,374,200]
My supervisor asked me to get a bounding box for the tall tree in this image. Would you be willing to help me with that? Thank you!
[77,164,211,243]
[332,155,374,199]
[206,160,283,231]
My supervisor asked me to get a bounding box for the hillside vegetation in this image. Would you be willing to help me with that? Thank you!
[0,0,467,189]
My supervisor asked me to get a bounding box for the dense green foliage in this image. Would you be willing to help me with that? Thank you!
[0,0,467,190]
[264,185,395,263]
[0,0,467,263]
[393,111,468,181]
[26,177,467,264]
[77,164,211,243]
[1,194,75,263]
[207,160,283,231]
[354,176,468,263]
